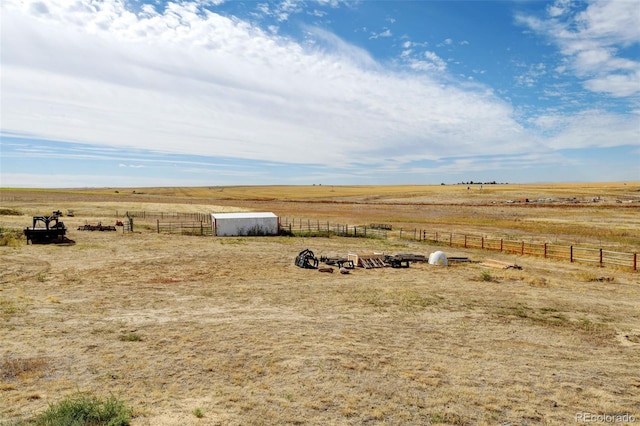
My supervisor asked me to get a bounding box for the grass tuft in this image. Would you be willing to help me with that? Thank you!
[31,393,132,426]
[1,357,49,380]
[119,333,143,342]
[479,270,495,282]
[1,298,18,317]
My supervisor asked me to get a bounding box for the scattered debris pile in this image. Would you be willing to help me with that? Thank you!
[320,256,355,269]
[348,252,429,269]
[348,252,386,268]
[297,249,448,272]
[386,253,427,268]
[77,222,117,231]
[589,276,614,282]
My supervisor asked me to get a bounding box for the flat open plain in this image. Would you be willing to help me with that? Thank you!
[1,183,639,425]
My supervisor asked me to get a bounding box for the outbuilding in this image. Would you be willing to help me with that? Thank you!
[211,212,279,236]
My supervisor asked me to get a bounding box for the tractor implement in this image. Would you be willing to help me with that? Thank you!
[24,212,74,245]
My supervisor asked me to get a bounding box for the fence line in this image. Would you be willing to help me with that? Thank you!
[119,211,211,223]
[424,230,636,271]
[156,220,212,236]
[279,217,388,239]
[141,215,636,271]
[280,217,637,271]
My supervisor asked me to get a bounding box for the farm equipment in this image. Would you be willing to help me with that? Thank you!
[320,256,355,269]
[77,222,117,231]
[24,212,74,244]
[385,253,427,268]
[295,249,319,269]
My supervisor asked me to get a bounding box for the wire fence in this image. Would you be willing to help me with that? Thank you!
[279,218,389,239]
[279,217,638,271]
[142,214,636,271]
[424,230,637,271]
[156,220,212,236]
[119,211,211,223]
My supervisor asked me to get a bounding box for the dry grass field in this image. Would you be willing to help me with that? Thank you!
[1,183,639,425]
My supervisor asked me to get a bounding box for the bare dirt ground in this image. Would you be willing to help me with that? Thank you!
[1,184,639,425]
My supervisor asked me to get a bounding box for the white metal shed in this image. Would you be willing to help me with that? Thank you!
[211,212,279,236]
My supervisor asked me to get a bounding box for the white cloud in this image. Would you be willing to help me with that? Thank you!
[532,110,640,150]
[518,0,640,97]
[369,28,392,40]
[1,0,637,182]
[546,0,572,18]
[514,62,547,87]
[308,9,327,18]
[407,51,447,72]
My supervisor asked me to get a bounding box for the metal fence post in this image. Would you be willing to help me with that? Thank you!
[600,248,603,267]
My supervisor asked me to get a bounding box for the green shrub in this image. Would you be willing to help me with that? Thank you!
[0,227,24,247]
[0,208,22,216]
[32,393,132,426]
[480,270,493,282]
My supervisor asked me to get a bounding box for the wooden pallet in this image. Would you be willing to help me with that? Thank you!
[348,252,386,268]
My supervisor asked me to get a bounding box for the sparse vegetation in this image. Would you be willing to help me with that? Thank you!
[0,226,23,247]
[0,208,22,216]
[0,184,638,425]
[0,297,23,319]
[480,270,494,282]
[119,332,142,342]
[30,393,131,426]
[1,357,49,380]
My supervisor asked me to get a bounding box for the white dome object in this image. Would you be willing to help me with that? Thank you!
[428,251,448,266]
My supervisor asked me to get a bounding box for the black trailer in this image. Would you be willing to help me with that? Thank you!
[24,213,73,244]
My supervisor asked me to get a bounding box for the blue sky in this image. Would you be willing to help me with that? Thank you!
[1,0,638,188]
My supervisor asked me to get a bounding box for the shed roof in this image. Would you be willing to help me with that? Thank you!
[211,212,277,219]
